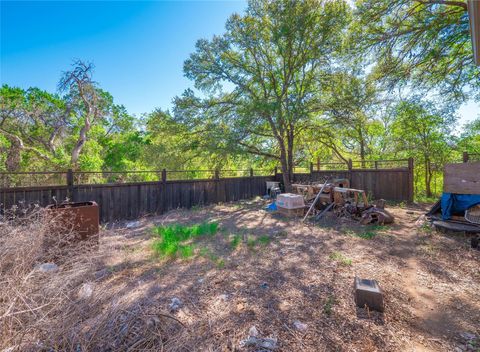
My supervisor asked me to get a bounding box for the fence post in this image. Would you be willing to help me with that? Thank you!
[214,169,220,203]
[317,157,320,171]
[66,169,74,201]
[346,159,353,188]
[274,167,278,180]
[408,157,414,203]
[310,162,314,174]
[463,152,469,163]
[249,168,254,177]
[162,169,167,183]
[374,161,378,169]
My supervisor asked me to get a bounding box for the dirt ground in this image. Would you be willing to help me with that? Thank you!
[89,199,479,351]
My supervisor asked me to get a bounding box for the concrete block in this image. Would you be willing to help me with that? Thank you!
[354,277,384,312]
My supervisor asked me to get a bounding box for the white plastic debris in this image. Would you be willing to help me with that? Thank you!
[249,325,259,337]
[126,220,141,229]
[293,320,308,332]
[78,283,94,299]
[35,263,59,273]
[169,297,182,311]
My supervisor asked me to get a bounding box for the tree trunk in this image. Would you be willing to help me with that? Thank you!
[280,148,292,192]
[71,117,91,168]
[287,130,294,191]
[6,143,22,172]
[360,139,366,168]
[425,159,432,198]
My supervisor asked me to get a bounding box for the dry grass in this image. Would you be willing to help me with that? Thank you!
[0,207,187,351]
[1,200,479,352]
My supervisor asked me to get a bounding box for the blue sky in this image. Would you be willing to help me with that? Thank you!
[1,0,246,116]
[1,0,478,126]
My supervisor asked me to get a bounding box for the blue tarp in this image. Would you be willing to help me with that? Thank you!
[441,193,480,220]
[266,201,277,212]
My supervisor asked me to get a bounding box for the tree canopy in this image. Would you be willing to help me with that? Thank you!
[353,0,480,101]
[1,0,478,199]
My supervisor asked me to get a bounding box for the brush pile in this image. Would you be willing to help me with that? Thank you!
[0,206,186,351]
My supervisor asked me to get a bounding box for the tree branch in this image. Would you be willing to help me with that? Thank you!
[414,0,468,10]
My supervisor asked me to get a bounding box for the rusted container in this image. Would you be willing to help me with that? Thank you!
[46,201,99,243]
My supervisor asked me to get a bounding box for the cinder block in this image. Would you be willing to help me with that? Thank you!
[354,277,384,312]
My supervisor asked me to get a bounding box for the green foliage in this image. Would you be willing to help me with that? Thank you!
[329,251,352,266]
[247,236,256,249]
[256,235,272,246]
[245,234,272,249]
[419,222,434,234]
[353,0,479,100]
[174,0,351,187]
[151,222,219,258]
[216,259,226,269]
[230,234,241,249]
[389,99,457,197]
[1,1,476,205]
[179,244,195,259]
[344,225,386,239]
[323,295,336,316]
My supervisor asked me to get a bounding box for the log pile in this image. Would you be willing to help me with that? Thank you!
[291,181,394,225]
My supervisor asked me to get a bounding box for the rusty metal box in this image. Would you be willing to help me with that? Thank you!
[354,277,384,312]
[46,201,99,242]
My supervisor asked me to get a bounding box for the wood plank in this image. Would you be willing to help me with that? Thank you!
[444,162,480,194]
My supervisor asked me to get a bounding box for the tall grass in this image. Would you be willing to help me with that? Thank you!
[152,222,218,258]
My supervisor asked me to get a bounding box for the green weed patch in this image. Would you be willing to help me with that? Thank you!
[344,225,387,240]
[230,234,241,249]
[329,251,352,266]
[152,222,218,258]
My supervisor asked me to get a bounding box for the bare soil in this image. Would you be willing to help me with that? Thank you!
[93,199,480,351]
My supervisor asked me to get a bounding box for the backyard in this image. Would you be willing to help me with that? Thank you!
[2,199,478,351]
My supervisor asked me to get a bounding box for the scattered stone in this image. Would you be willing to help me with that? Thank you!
[460,332,476,340]
[249,326,259,337]
[95,268,110,280]
[78,283,94,299]
[260,282,269,289]
[240,336,277,350]
[216,293,229,302]
[35,263,59,273]
[126,220,141,229]
[406,211,415,215]
[240,326,277,350]
[197,278,204,284]
[293,320,308,332]
[169,297,182,311]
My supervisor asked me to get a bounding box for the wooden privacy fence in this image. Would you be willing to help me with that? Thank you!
[0,160,413,222]
[276,158,414,203]
[0,169,274,222]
